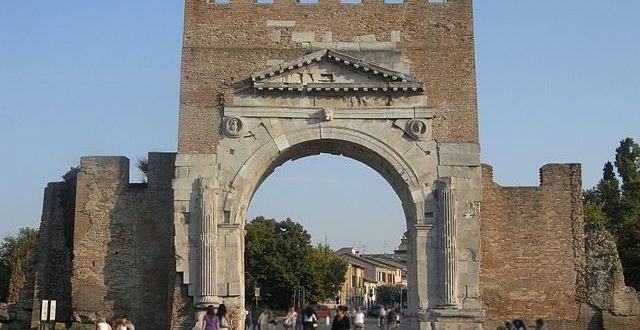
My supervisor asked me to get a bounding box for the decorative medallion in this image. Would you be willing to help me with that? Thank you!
[406,119,429,140]
[223,116,244,138]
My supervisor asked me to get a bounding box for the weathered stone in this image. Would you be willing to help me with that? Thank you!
[0,303,9,321]
[585,222,640,316]
[18,2,633,330]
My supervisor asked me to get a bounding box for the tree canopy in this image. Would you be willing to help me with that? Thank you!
[584,137,640,289]
[244,216,347,309]
[0,227,38,302]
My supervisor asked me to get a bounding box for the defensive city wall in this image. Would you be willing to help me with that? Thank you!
[17,160,640,328]
[14,154,177,329]
[7,0,640,329]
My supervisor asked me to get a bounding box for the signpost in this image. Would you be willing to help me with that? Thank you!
[39,299,56,330]
[49,300,57,322]
[40,300,49,324]
[254,287,260,309]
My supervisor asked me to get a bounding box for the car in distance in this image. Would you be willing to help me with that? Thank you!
[367,304,383,317]
[314,305,332,318]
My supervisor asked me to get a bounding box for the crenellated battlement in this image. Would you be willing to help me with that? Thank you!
[203,0,450,6]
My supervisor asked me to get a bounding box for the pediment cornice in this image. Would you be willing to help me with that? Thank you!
[250,49,424,93]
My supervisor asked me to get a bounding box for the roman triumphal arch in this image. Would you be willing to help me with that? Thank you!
[172,49,485,329]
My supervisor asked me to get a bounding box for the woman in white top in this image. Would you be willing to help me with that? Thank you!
[352,308,365,329]
[285,306,298,330]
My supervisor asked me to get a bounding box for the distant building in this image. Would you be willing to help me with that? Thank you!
[336,247,407,308]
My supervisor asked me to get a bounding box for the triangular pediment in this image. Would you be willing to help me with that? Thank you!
[251,49,424,93]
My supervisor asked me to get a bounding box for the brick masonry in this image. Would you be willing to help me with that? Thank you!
[480,164,589,328]
[14,1,640,329]
[64,154,174,328]
[178,0,479,153]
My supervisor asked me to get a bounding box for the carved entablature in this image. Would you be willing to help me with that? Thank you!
[250,49,424,93]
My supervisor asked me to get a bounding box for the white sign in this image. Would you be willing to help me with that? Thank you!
[49,300,57,321]
[40,300,49,321]
[255,287,260,297]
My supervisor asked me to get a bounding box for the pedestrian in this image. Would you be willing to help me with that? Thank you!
[378,306,386,329]
[218,304,231,330]
[302,306,318,330]
[121,315,135,330]
[513,319,527,330]
[534,319,548,330]
[285,306,298,330]
[296,308,303,330]
[331,306,351,330]
[352,308,365,330]
[245,310,252,330]
[114,317,127,330]
[394,308,400,328]
[251,308,260,330]
[385,308,397,330]
[96,316,112,330]
[504,321,516,330]
[202,305,219,330]
[258,308,275,330]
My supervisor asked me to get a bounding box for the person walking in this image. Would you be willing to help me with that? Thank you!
[285,306,298,330]
[121,316,135,330]
[218,304,231,330]
[301,306,318,330]
[114,317,127,330]
[352,308,365,330]
[513,319,527,330]
[202,305,219,330]
[378,306,386,329]
[385,308,397,330]
[504,321,517,330]
[331,306,351,330]
[296,308,303,330]
[96,316,112,330]
[258,308,275,330]
[534,319,548,330]
[251,308,260,330]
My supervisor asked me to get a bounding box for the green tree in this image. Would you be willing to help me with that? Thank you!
[307,244,348,303]
[244,216,313,309]
[584,137,640,289]
[376,284,403,306]
[0,227,38,303]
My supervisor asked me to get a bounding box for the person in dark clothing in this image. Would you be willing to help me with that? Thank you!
[331,306,351,330]
[302,306,318,330]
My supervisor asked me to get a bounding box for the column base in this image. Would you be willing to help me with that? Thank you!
[416,308,485,330]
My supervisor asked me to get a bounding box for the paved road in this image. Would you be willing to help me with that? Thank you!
[258,316,400,330]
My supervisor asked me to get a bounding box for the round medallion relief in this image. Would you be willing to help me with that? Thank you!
[223,116,243,138]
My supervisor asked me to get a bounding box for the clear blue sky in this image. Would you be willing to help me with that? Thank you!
[1,1,638,253]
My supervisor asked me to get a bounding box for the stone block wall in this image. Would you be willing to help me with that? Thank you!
[178,0,478,154]
[480,164,588,328]
[13,179,75,328]
[68,153,176,329]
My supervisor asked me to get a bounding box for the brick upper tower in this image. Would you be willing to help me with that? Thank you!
[177,0,478,154]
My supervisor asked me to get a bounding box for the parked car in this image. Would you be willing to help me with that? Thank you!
[367,304,384,317]
[314,304,332,318]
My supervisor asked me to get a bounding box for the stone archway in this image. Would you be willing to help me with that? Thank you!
[172,49,485,330]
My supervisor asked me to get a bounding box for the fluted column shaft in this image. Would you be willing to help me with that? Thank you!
[198,181,217,306]
[440,184,457,307]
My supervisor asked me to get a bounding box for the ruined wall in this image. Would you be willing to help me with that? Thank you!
[480,164,589,328]
[71,153,176,329]
[178,0,478,153]
[14,174,77,328]
[584,222,640,327]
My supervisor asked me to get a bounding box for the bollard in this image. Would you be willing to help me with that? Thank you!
[326,316,330,325]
